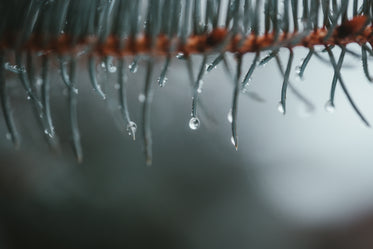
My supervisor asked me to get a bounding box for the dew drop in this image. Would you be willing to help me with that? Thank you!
[26,95,31,100]
[36,78,42,86]
[5,133,11,141]
[241,84,250,93]
[129,61,138,73]
[325,100,335,113]
[108,64,117,73]
[189,117,200,130]
[101,61,106,69]
[277,102,285,114]
[4,63,25,74]
[138,93,145,103]
[176,52,185,60]
[197,80,204,93]
[227,109,233,123]
[207,64,217,72]
[157,77,168,87]
[295,65,301,74]
[126,121,137,139]
[230,136,237,149]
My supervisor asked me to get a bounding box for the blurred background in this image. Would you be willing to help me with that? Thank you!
[1,44,373,249]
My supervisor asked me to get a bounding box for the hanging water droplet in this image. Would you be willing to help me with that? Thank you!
[241,84,250,93]
[295,65,301,75]
[189,117,200,130]
[138,93,145,103]
[227,109,233,123]
[157,77,168,87]
[230,136,237,149]
[277,102,285,114]
[126,121,137,139]
[129,61,138,73]
[176,52,185,60]
[325,100,335,113]
[206,64,216,72]
[5,133,11,141]
[197,80,204,93]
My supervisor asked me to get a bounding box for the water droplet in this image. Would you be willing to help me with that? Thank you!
[230,136,237,149]
[325,100,335,113]
[4,63,25,74]
[36,78,42,86]
[129,61,138,73]
[189,117,200,130]
[108,64,117,73]
[295,65,301,74]
[241,84,250,93]
[126,121,137,139]
[5,133,11,140]
[157,77,168,87]
[138,93,145,103]
[114,83,120,90]
[101,61,106,69]
[227,109,233,123]
[207,64,217,72]
[26,95,31,100]
[277,102,285,114]
[176,52,185,60]
[197,80,204,93]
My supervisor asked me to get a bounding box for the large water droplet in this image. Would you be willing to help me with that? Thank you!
[277,102,285,114]
[325,100,335,113]
[189,117,200,130]
[227,109,233,123]
[157,77,168,87]
[138,93,145,103]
